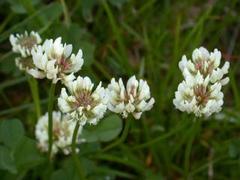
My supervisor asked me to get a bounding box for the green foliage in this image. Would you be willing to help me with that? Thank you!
[0,119,44,175]
[0,146,17,173]
[0,119,24,149]
[81,114,123,142]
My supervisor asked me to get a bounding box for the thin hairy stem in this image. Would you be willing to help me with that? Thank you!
[48,83,56,160]
[72,121,86,179]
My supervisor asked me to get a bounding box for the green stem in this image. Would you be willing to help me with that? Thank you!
[27,76,41,119]
[102,118,131,152]
[60,0,70,26]
[184,118,201,178]
[72,121,86,179]
[48,83,56,159]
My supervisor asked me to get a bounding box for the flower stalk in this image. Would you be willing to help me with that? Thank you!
[48,83,56,159]
[184,118,201,178]
[72,121,86,180]
[27,75,41,119]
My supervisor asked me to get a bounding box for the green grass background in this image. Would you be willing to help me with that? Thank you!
[0,0,240,179]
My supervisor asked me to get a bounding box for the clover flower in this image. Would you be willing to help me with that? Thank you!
[58,76,108,126]
[173,47,230,117]
[107,75,155,119]
[35,111,82,156]
[10,31,42,57]
[31,37,84,83]
[9,31,44,78]
[179,47,230,85]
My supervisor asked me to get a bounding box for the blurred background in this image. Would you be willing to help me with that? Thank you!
[0,0,240,179]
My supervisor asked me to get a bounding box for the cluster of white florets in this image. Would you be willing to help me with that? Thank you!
[10,32,83,84]
[173,47,230,117]
[10,31,42,57]
[10,31,42,75]
[35,111,82,156]
[107,76,155,119]
[31,37,84,83]
[10,31,155,155]
[10,32,231,157]
[58,76,108,126]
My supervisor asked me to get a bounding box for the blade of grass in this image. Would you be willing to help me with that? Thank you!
[93,61,112,80]
[0,52,13,63]
[132,119,188,150]
[0,90,12,107]
[60,0,71,26]
[0,2,62,43]
[189,156,228,177]
[181,6,212,50]
[0,77,27,90]
[137,0,156,16]
[184,119,201,178]
[91,153,144,173]
[0,99,48,116]
[0,13,14,34]
[101,0,131,74]
[94,167,136,179]
[226,23,240,109]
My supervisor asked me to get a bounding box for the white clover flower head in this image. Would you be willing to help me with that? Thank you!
[10,31,44,78]
[179,47,230,85]
[107,75,155,119]
[35,111,82,156]
[58,76,108,126]
[15,56,46,79]
[174,47,230,117]
[10,31,42,58]
[31,37,84,83]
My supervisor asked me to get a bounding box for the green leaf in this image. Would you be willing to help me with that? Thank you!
[0,119,24,149]
[51,157,96,180]
[51,158,81,180]
[0,145,17,174]
[228,140,240,158]
[51,169,68,180]
[81,114,123,142]
[79,142,101,156]
[14,137,44,171]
